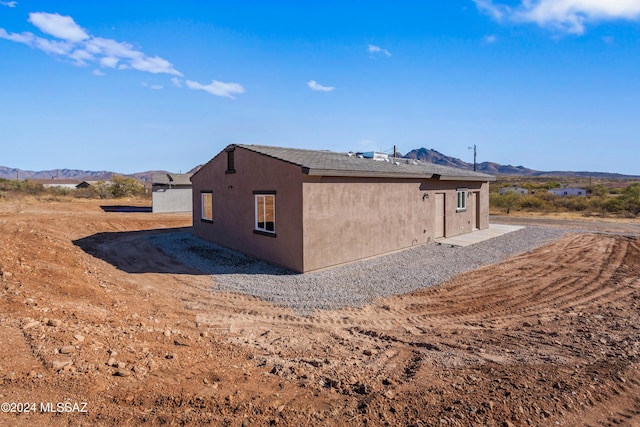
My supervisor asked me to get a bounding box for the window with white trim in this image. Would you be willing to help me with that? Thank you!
[456,188,467,211]
[255,193,275,234]
[201,192,213,222]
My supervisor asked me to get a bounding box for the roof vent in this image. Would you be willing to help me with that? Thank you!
[357,151,389,161]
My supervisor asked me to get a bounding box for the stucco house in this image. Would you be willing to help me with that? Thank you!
[152,173,193,213]
[191,144,495,273]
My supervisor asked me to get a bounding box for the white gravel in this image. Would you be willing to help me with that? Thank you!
[148,226,567,314]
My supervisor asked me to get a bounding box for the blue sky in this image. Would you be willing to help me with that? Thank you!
[1,1,639,175]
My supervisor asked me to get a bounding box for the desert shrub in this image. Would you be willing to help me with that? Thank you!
[588,184,609,198]
[519,195,547,210]
[48,186,72,197]
[560,196,588,211]
[18,180,44,194]
[110,175,145,198]
[90,181,114,199]
[601,196,625,214]
[491,192,521,214]
[620,183,640,216]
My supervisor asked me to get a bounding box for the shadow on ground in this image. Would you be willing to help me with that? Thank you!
[73,227,206,275]
[100,205,152,213]
[74,228,294,276]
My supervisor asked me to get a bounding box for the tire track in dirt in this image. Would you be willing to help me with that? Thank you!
[192,235,638,351]
[185,232,640,425]
[384,234,634,324]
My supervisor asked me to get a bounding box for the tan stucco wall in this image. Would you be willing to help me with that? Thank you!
[422,180,490,237]
[191,147,305,272]
[301,177,490,272]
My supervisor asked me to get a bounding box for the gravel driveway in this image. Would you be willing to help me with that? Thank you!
[149,226,567,314]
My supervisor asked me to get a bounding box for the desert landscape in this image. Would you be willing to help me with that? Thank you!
[1,196,639,426]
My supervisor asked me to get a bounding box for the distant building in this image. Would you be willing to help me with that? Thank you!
[499,186,529,195]
[29,179,87,189]
[548,187,587,197]
[151,173,193,213]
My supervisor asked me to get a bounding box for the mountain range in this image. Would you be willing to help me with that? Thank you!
[0,167,166,182]
[1,148,637,181]
[402,148,638,179]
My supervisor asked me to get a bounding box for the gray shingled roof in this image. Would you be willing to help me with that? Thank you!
[234,144,495,181]
[152,173,193,186]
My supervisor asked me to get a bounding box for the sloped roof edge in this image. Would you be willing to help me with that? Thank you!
[235,144,495,181]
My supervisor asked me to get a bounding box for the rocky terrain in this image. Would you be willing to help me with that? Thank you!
[1,197,639,426]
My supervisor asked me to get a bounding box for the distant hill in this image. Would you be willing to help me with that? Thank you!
[1,148,638,181]
[403,148,539,175]
[401,148,639,179]
[0,167,169,182]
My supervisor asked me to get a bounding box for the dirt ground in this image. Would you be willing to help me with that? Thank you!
[1,197,639,426]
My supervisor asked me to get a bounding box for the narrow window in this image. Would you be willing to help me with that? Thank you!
[254,193,275,234]
[226,149,235,174]
[456,188,467,211]
[201,192,213,222]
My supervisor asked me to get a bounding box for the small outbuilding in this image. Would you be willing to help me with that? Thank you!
[152,173,193,213]
[191,144,495,273]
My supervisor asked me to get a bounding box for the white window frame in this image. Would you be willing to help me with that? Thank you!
[456,188,467,211]
[254,193,276,234]
[201,192,213,222]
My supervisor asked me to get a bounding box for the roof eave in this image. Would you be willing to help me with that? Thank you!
[437,174,496,182]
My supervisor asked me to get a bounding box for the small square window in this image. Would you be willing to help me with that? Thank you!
[456,188,467,211]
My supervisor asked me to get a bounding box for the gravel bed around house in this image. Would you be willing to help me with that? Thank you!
[148,226,568,314]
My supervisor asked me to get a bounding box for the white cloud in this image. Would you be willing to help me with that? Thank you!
[92,69,105,76]
[68,48,93,66]
[99,56,119,68]
[474,0,511,20]
[307,80,335,92]
[130,55,181,76]
[142,82,163,90]
[367,44,391,57]
[0,28,73,55]
[85,37,140,59]
[1,17,182,75]
[186,79,245,98]
[475,0,640,34]
[0,1,17,8]
[0,11,244,99]
[484,34,498,43]
[28,12,89,42]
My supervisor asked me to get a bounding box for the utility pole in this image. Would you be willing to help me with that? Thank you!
[468,144,477,171]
